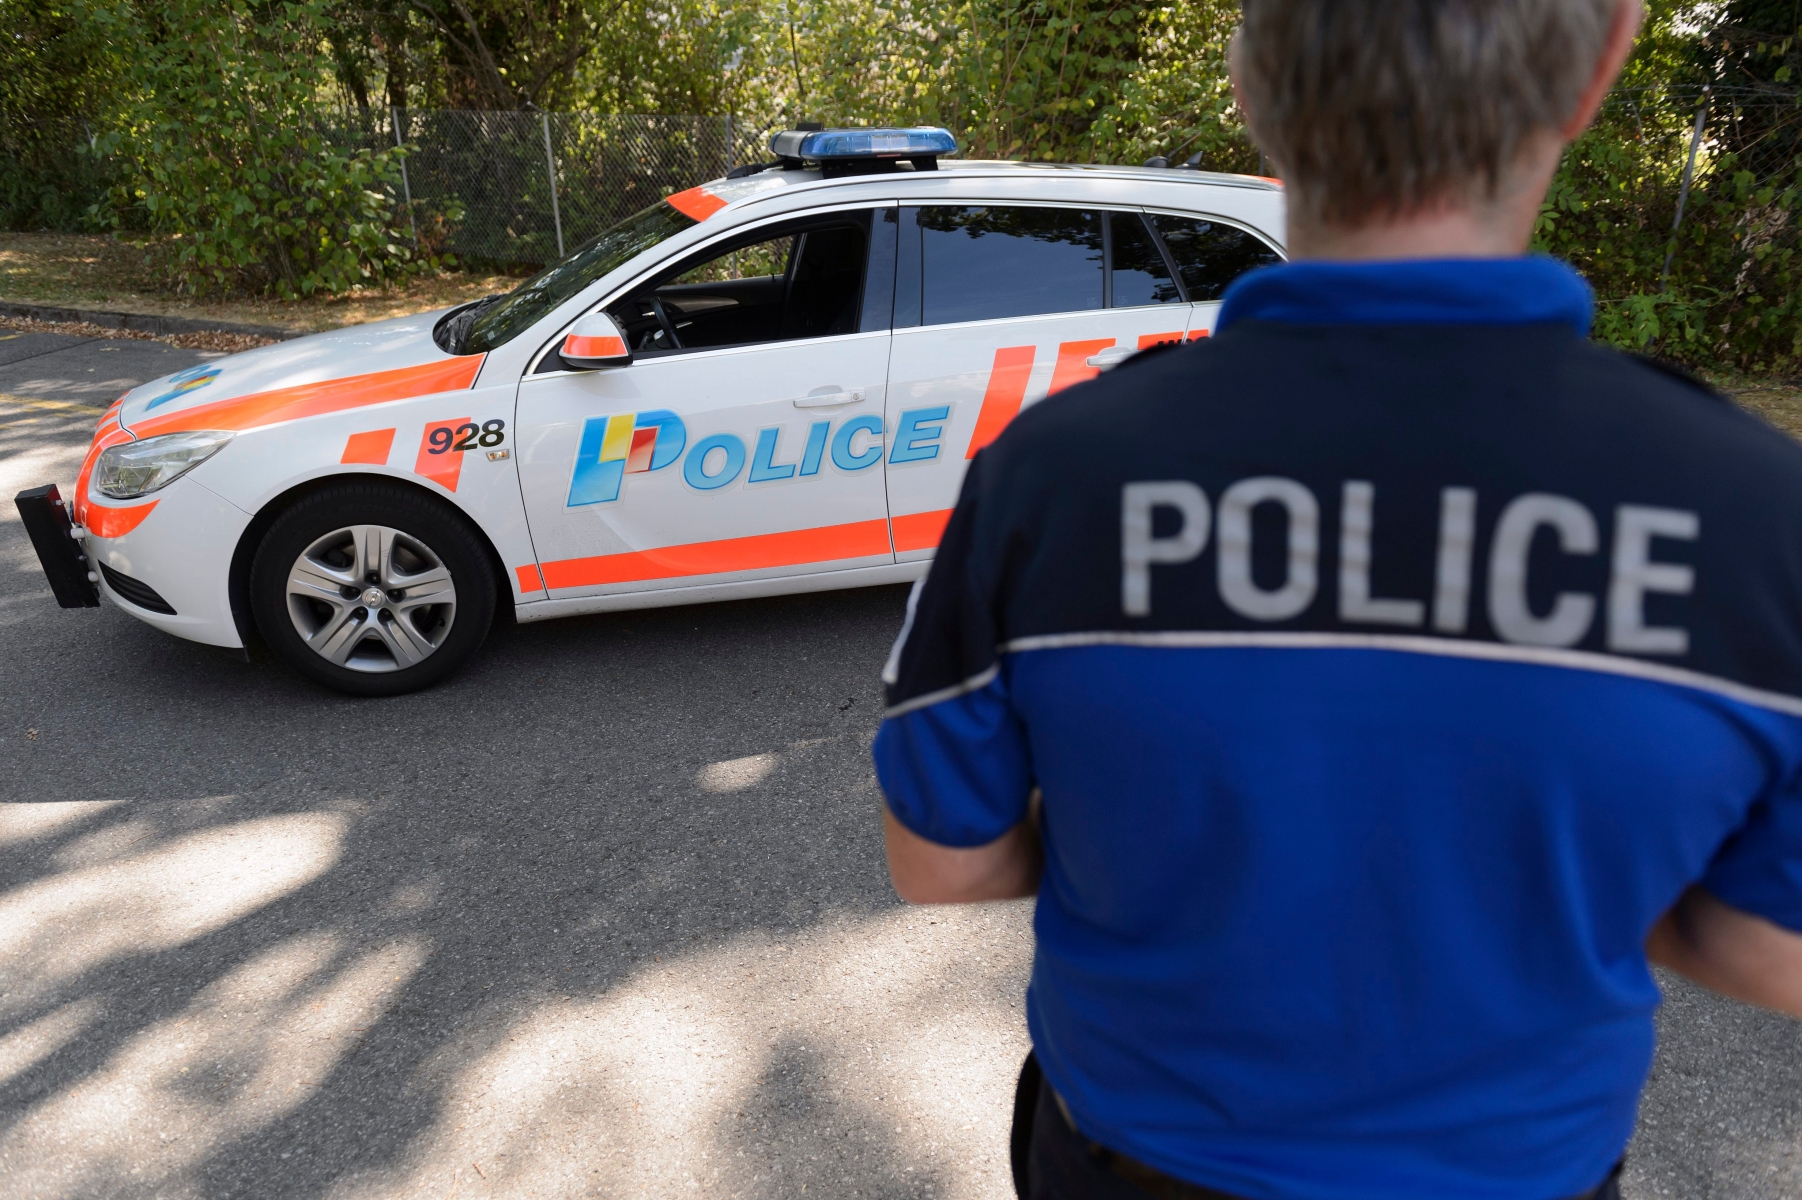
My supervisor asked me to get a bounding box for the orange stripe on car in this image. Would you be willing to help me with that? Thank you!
[1139,331,1184,349]
[564,334,627,359]
[130,355,485,438]
[891,509,953,553]
[415,418,470,493]
[74,419,132,527]
[965,345,1036,459]
[1048,338,1115,395]
[516,564,545,593]
[341,428,397,465]
[666,186,728,222]
[541,518,893,590]
[86,500,159,539]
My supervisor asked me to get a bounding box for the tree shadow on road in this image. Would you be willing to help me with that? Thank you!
[0,582,1035,1200]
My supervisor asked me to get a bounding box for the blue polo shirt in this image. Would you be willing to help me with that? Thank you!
[872,256,1802,1199]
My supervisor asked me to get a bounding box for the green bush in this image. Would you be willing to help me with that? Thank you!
[1537,88,1802,373]
[83,0,424,298]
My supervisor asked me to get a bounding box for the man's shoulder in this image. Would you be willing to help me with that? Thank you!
[1562,340,1802,483]
[991,339,1239,460]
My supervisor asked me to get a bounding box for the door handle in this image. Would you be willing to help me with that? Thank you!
[793,389,864,408]
[1086,348,1135,368]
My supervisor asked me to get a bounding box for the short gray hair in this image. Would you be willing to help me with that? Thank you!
[1235,0,1618,225]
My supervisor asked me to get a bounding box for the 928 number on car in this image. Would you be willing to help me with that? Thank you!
[428,419,506,455]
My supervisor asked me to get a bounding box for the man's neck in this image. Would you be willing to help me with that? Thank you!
[1283,135,1561,262]
[1286,205,1533,262]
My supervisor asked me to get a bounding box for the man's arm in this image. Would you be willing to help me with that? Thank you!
[1648,886,1802,1017]
[884,805,1041,904]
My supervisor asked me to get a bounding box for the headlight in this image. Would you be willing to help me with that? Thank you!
[94,430,234,499]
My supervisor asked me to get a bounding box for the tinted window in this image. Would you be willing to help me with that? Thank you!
[464,201,696,354]
[918,206,1103,325]
[603,213,870,356]
[1152,215,1282,302]
[1109,212,1181,307]
[783,226,866,340]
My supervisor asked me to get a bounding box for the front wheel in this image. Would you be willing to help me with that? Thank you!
[250,481,497,696]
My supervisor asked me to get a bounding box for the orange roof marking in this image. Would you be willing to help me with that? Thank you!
[130,355,485,438]
[86,499,158,539]
[666,186,728,222]
[891,509,953,553]
[541,518,892,590]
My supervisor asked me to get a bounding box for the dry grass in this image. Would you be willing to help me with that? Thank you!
[0,314,277,353]
[0,232,525,335]
[1722,376,1802,441]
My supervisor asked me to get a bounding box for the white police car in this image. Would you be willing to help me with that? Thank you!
[17,127,1285,695]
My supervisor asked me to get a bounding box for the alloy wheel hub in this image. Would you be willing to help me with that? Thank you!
[284,524,457,673]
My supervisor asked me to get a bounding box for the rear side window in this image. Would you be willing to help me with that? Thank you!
[1108,212,1181,307]
[1151,215,1282,302]
[916,206,1103,325]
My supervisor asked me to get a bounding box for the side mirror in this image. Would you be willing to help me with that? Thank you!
[560,312,632,370]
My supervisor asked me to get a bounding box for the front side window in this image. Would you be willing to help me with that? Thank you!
[602,211,873,356]
[916,206,1104,325]
[1151,214,1283,302]
[459,201,698,355]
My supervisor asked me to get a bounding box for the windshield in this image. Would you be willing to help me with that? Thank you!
[462,201,699,354]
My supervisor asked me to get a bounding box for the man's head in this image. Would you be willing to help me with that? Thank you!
[1232,0,1643,257]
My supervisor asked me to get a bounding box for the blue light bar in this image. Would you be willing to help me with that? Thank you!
[769,126,958,162]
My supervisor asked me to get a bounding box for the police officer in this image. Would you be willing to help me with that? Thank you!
[871,1,1802,1197]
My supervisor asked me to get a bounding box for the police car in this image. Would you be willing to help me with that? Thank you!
[16,127,1285,695]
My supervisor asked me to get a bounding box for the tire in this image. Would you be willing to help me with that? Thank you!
[250,481,497,697]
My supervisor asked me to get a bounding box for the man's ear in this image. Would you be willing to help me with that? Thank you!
[1561,0,1645,140]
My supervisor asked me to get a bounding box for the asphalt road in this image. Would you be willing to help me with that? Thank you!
[2,333,1801,1200]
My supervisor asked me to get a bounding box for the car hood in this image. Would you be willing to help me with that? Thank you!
[117,310,486,439]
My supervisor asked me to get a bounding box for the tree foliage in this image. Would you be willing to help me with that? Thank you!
[84,0,424,298]
[8,0,1801,365]
[0,1,121,229]
[1533,1,1802,371]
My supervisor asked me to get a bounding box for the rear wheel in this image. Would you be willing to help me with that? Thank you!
[250,482,497,696]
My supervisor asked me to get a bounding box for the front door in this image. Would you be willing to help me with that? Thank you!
[881,204,1202,561]
[516,207,895,598]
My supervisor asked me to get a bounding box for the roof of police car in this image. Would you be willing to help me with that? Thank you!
[704,159,1284,203]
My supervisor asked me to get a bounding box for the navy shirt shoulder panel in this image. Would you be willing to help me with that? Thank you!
[896,323,1802,707]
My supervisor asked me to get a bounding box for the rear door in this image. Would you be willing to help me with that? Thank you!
[881,205,1195,561]
[514,206,897,599]
[1148,211,1285,340]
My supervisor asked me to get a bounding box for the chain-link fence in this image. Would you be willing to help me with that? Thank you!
[317,110,743,266]
[1543,85,1802,368]
[1,109,754,264]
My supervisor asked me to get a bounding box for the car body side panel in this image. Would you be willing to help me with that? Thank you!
[182,378,541,609]
[515,330,894,598]
[62,168,1283,653]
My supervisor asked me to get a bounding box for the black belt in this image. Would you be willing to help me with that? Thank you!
[1048,1086,1624,1200]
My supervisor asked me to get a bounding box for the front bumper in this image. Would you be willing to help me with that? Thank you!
[14,484,100,608]
[82,478,252,648]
